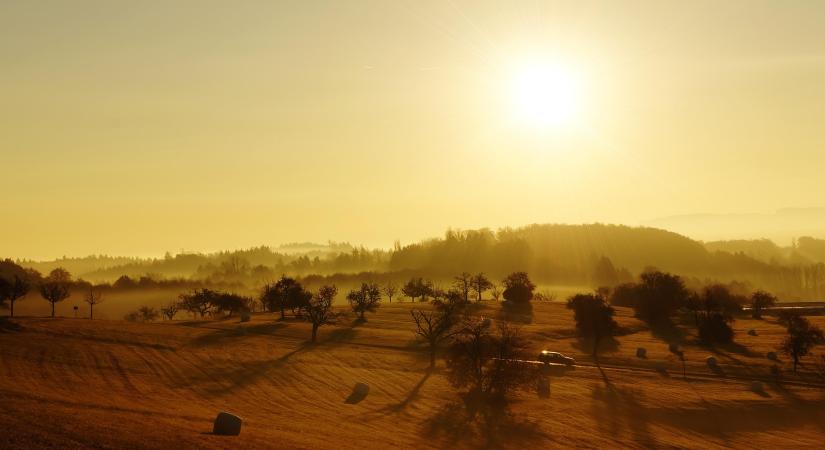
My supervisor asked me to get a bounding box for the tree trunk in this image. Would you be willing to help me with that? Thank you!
[280,306,285,320]
[429,345,436,368]
[9,300,13,318]
[793,354,798,372]
[51,301,55,318]
[312,324,318,342]
[90,305,94,320]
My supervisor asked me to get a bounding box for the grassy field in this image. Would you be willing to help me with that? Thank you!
[1,302,824,448]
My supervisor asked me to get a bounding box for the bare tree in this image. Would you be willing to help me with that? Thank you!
[39,268,72,318]
[411,307,455,367]
[470,272,493,302]
[161,302,179,320]
[382,281,398,303]
[453,272,472,304]
[306,284,339,342]
[83,286,104,320]
[490,284,502,302]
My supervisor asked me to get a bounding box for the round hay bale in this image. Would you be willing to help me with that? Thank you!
[213,411,242,436]
[747,329,757,336]
[654,361,667,372]
[668,343,679,354]
[636,347,647,358]
[353,382,370,397]
[706,356,717,366]
[751,381,764,392]
[240,310,251,322]
[766,351,777,361]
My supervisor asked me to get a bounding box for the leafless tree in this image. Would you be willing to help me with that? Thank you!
[411,307,455,367]
[453,272,472,303]
[161,302,179,321]
[83,286,104,320]
[383,281,398,303]
[470,272,493,302]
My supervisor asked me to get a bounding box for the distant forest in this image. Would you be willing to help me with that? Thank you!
[13,224,825,300]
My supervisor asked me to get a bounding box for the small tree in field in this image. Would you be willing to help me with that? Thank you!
[453,272,472,304]
[489,284,502,302]
[750,290,777,319]
[470,272,493,302]
[179,289,216,318]
[446,318,538,412]
[781,315,824,372]
[1,275,30,318]
[567,292,618,360]
[161,302,179,321]
[501,272,535,316]
[39,268,72,318]
[83,286,104,320]
[306,284,339,342]
[347,282,381,321]
[383,281,398,303]
[411,307,456,367]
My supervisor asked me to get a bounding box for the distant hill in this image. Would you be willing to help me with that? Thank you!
[646,207,825,244]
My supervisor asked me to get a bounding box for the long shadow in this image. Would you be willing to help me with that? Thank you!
[590,383,655,446]
[424,398,545,447]
[388,369,433,412]
[648,319,686,345]
[188,322,288,347]
[183,342,311,395]
[572,336,620,357]
[0,317,22,333]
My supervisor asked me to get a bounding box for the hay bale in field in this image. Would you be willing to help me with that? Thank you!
[213,411,242,436]
[240,310,251,322]
[706,356,717,367]
[766,351,777,361]
[747,329,757,336]
[345,382,370,404]
[750,381,764,393]
[668,343,679,354]
[636,347,647,358]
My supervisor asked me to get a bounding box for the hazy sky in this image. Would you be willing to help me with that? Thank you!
[2,1,825,259]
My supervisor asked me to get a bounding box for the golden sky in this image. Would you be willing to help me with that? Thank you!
[2,1,825,259]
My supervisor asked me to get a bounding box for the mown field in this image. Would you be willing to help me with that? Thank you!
[1,302,824,449]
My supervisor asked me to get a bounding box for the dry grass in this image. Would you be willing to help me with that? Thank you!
[1,302,824,449]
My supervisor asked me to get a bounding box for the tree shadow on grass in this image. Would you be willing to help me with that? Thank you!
[590,383,655,446]
[184,342,311,395]
[188,322,288,347]
[0,317,22,333]
[572,336,620,357]
[424,396,545,448]
[648,319,686,345]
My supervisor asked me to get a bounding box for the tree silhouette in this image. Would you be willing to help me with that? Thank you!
[411,307,455,367]
[567,292,618,359]
[1,274,30,318]
[453,272,472,304]
[781,314,824,372]
[750,290,777,319]
[501,272,535,316]
[39,268,72,318]
[347,282,381,321]
[470,272,493,302]
[83,285,104,320]
[382,281,398,303]
[306,284,338,342]
[161,302,179,320]
[446,318,537,409]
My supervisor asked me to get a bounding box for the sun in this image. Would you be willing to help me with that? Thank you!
[507,62,584,130]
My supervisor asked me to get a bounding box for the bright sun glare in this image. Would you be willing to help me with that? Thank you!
[508,62,583,130]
